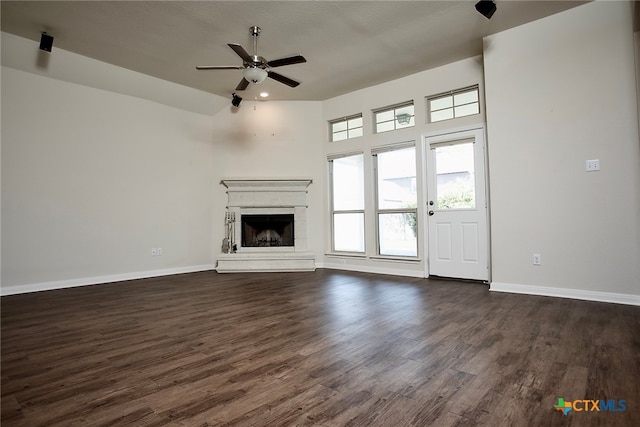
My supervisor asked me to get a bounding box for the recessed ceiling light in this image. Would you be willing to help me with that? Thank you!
[260,92,269,98]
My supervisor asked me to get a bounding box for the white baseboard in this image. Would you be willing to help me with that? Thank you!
[321,262,424,278]
[490,282,640,306]
[0,264,217,296]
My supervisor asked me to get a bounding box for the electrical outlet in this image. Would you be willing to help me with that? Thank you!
[157,247,162,256]
[585,159,600,172]
[533,254,541,266]
[151,248,157,256]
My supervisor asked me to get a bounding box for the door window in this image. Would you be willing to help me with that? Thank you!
[433,142,476,209]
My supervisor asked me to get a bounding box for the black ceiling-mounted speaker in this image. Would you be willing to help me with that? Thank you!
[39,32,54,52]
[475,0,497,19]
[231,93,243,107]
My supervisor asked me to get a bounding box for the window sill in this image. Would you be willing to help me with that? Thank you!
[325,253,421,263]
[325,252,367,259]
[369,255,421,263]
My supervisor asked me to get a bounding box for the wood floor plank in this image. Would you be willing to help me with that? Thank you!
[2,270,639,426]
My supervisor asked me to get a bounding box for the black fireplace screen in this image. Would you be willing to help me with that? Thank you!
[241,214,294,247]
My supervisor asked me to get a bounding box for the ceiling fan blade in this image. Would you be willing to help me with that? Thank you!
[228,43,252,63]
[196,65,242,70]
[268,71,300,88]
[267,55,307,68]
[235,78,250,91]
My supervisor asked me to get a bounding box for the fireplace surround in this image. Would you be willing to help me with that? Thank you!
[216,178,315,272]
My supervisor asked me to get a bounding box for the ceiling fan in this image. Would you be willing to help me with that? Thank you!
[196,26,307,91]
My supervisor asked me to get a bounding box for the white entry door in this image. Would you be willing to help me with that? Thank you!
[424,128,489,281]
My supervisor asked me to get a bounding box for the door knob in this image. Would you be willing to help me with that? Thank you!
[429,201,434,206]
[428,210,434,216]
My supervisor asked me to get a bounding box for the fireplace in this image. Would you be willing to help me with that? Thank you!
[242,214,294,247]
[217,179,315,272]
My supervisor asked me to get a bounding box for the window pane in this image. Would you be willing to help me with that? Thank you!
[348,127,363,139]
[332,121,347,132]
[431,108,454,122]
[377,147,417,210]
[454,103,479,118]
[454,90,478,106]
[330,115,363,141]
[332,130,348,142]
[434,142,476,209]
[334,213,365,252]
[379,213,417,257]
[376,110,394,123]
[332,154,364,210]
[430,96,453,111]
[376,120,395,133]
[348,117,363,129]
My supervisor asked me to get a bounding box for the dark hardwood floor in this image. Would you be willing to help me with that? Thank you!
[2,270,639,426]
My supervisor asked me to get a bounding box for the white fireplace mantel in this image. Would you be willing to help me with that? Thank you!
[221,178,312,208]
[221,178,313,190]
[217,178,315,273]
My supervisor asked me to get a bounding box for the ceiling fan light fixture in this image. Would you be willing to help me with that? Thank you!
[243,67,268,84]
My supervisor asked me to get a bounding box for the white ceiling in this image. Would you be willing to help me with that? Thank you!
[1,1,588,101]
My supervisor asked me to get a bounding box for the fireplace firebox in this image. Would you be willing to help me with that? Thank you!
[241,214,294,247]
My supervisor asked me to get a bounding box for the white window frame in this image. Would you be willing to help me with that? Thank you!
[329,114,363,142]
[328,153,365,254]
[426,85,480,123]
[373,142,418,258]
[373,101,415,134]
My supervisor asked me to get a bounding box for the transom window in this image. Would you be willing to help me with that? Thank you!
[374,102,415,133]
[329,114,363,142]
[427,86,479,123]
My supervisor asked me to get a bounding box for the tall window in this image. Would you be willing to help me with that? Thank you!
[427,86,479,123]
[374,144,417,257]
[329,153,365,252]
[374,101,415,133]
[329,114,363,142]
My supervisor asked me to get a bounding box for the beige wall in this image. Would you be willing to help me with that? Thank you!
[1,66,218,289]
[484,0,640,298]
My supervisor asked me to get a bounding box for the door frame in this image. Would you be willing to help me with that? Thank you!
[421,124,491,281]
